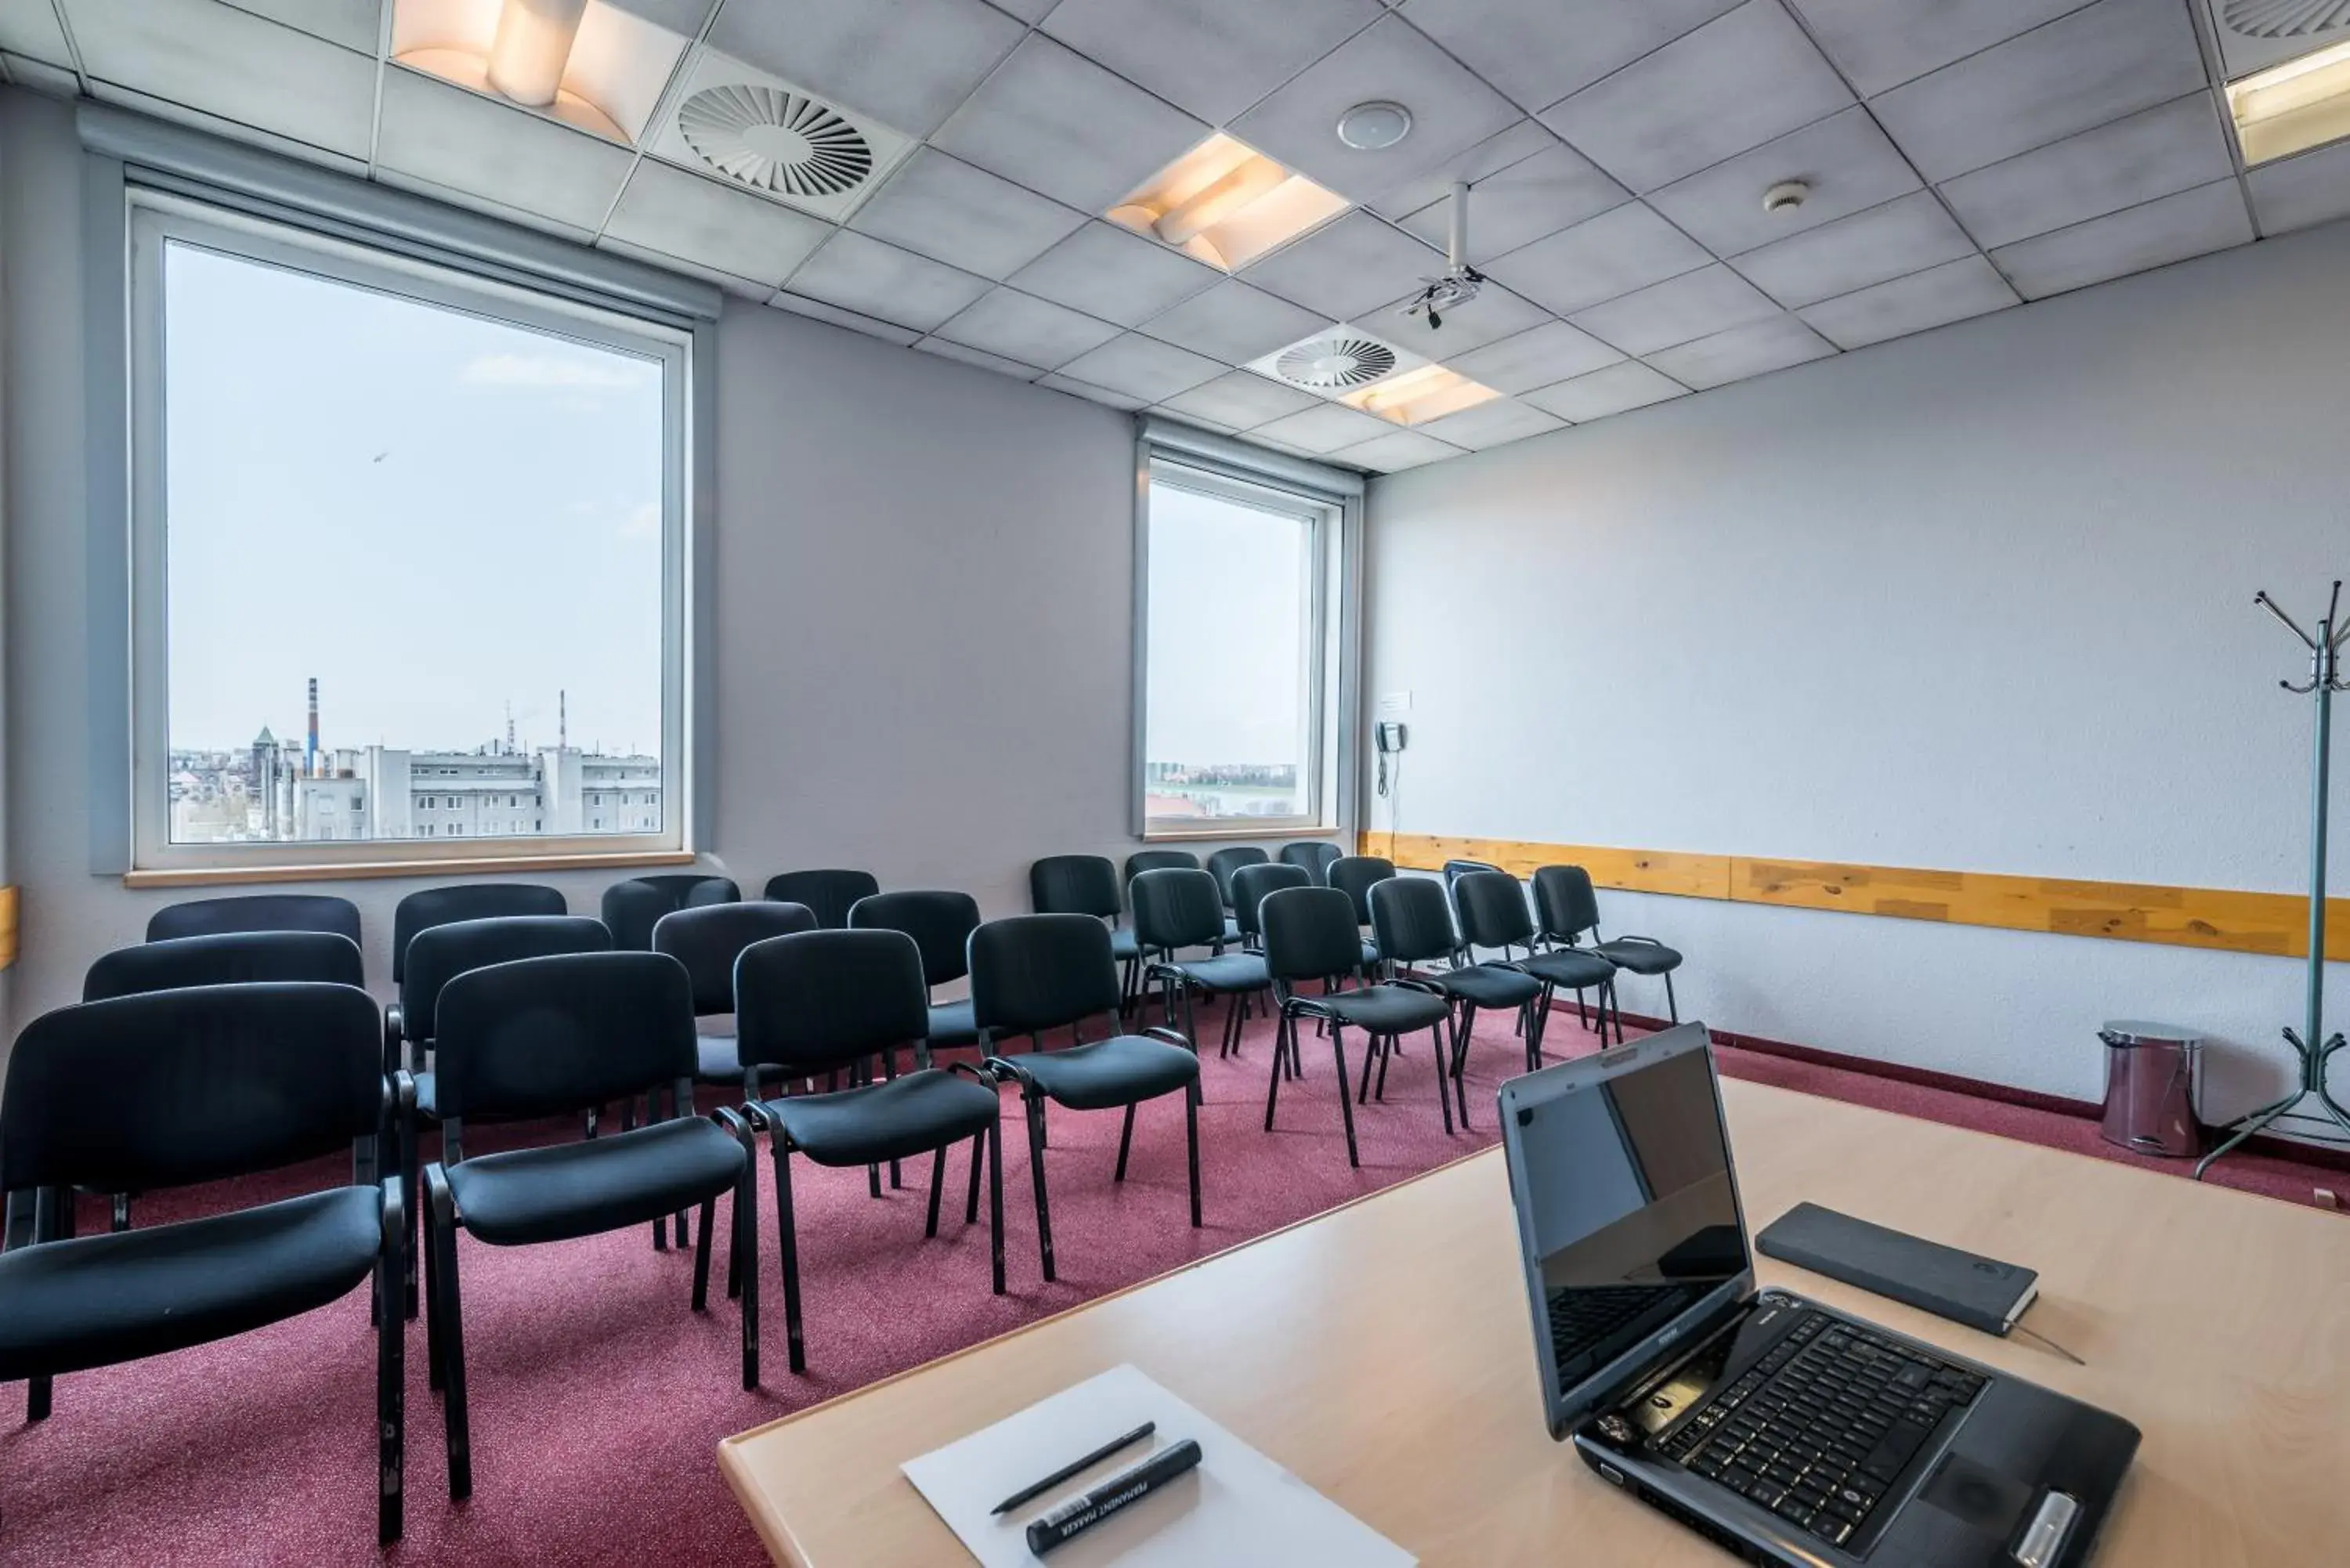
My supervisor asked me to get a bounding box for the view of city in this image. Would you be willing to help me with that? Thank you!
[1142,761,1303,820]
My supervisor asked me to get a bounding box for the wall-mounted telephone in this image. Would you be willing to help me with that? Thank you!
[1376,721,1408,753]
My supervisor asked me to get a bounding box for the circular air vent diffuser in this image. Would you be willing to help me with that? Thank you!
[2223,0,2350,37]
[1277,336,1398,389]
[678,85,874,197]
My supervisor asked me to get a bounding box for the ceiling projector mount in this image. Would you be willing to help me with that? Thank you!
[1401,181,1484,331]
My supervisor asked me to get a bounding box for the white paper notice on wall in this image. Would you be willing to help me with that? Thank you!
[900,1364,1415,1568]
[1377,691,1412,715]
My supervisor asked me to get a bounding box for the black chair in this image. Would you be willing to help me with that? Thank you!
[1329,854,1396,974]
[421,951,752,1497]
[1205,846,1267,944]
[849,890,984,1056]
[738,930,1003,1375]
[1534,865,1684,1035]
[1441,859,1505,962]
[1029,854,1141,1004]
[1372,878,1542,1118]
[1231,861,1311,949]
[1260,887,1455,1165]
[1124,849,1227,950]
[601,874,739,951]
[1278,841,1343,885]
[1132,868,1267,1059]
[970,915,1201,1283]
[761,869,880,930]
[145,893,360,945]
[392,883,566,985]
[1449,871,1582,1076]
[0,983,404,1541]
[84,930,363,1002]
[653,901,821,1093]
[1493,871,1620,1050]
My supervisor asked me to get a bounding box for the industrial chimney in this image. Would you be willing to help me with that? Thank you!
[306,677,320,777]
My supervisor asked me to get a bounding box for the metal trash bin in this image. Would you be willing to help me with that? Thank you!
[2095,1021,2204,1158]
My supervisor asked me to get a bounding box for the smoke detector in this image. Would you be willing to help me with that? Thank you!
[648,48,912,220]
[1336,101,1414,150]
[1249,327,1426,396]
[1763,179,1809,214]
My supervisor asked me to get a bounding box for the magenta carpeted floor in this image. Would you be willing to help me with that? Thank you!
[1,1002,2338,1566]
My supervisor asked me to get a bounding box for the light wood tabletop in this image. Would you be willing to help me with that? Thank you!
[718,1077,2350,1566]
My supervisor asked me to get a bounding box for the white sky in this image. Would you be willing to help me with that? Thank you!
[1144,481,1310,767]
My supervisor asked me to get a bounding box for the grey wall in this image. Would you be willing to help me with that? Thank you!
[1367,220,2350,1147]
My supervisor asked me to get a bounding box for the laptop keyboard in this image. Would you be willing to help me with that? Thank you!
[1657,1311,1988,1549]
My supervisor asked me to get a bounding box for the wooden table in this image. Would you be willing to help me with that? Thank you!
[720,1078,2350,1566]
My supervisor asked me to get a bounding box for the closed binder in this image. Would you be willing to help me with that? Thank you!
[1755,1202,2039,1336]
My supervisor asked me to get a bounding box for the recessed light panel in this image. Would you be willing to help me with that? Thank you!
[1338,363,1501,427]
[2228,37,2350,164]
[1107,134,1350,272]
[392,0,687,144]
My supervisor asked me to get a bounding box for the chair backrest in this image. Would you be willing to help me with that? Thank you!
[653,901,819,1016]
[2,982,381,1196]
[1455,869,1538,952]
[392,883,567,983]
[1129,867,1226,953]
[967,914,1121,1039]
[848,889,981,988]
[1260,886,1369,985]
[1029,854,1120,920]
[1441,858,1503,894]
[400,915,612,1045]
[761,869,880,930]
[1532,865,1603,942]
[83,930,364,1003]
[734,928,930,1078]
[1123,849,1199,886]
[1278,841,1343,884]
[431,951,698,1124]
[1231,861,1312,941]
[1328,855,1397,925]
[600,874,740,951]
[1370,876,1460,966]
[145,893,360,946]
[1204,846,1271,909]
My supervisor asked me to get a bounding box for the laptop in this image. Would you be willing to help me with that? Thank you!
[1498,1024,2139,1567]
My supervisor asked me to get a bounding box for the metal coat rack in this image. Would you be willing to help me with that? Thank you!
[2196,580,2350,1178]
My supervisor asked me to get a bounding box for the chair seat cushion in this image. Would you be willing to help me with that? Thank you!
[1311,984,1451,1035]
[1110,927,1140,962]
[1435,963,1544,1008]
[446,1115,744,1246]
[1594,940,1681,975]
[928,998,978,1048]
[1171,952,1269,994]
[757,1069,999,1167]
[1522,949,1618,990]
[0,1187,380,1381]
[1007,1036,1199,1112]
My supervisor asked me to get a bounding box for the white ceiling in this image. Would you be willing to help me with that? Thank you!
[4,0,2348,473]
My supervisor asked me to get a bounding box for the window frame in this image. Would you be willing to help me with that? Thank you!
[122,190,694,875]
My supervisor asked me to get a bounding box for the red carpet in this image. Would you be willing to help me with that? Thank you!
[0,1003,2337,1566]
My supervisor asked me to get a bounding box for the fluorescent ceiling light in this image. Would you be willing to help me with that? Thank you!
[1338,363,1500,427]
[1108,135,1350,271]
[2227,37,2350,165]
[392,0,685,144]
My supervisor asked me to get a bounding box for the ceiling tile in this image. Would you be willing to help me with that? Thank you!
[1036,372,1152,411]
[1056,332,1228,402]
[932,34,1208,212]
[1238,210,1442,323]
[1644,313,1835,388]
[2246,140,2350,236]
[63,0,378,159]
[1729,190,1979,308]
[933,286,1124,368]
[707,0,1025,138]
[1398,142,1628,258]
[770,291,927,348]
[601,0,712,29]
[1155,410,1242,435]
[221,0,378,54]
[81,78,369,175]
[1159,370,1325,428]
[1140,280,1330,365]
[1412,397,1567,450]
[1039,0,1380,126]
[1788,0,2088,98]
[786,230,996,331]
[917,337,1045,380]
[1443,320,1624,393]
[1571,263,1781,355]
[1,0,77,64]
[989,0,1062,20]
[605,159,833,287]
[1331,428,1468,470]
[1229,15,1520,207]
[1254,401,1401,453]
[377,165,598,243]
[848,148,1089,280]
[1990,178,2253,299]
[1369,119,1557,221]
[1523,360,1690,421]
[1400,0,1742,116]
[1374,280,1552,358]
[1540,1,1853,193]
[1867,0,2207,183]
[376,67,634,237]
[1797,255,2019,348]
[1006,221,1223,327]
[1647,107,1922,258]
[1482,201,1712,316]
[1936,92,2233,250]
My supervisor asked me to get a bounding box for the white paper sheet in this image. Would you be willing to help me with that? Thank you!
[900,1364,1417,1568]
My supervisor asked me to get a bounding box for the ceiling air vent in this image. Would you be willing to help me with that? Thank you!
[2223,0,2350,36]
[1274,335,1398,390]
[648,49,913,221]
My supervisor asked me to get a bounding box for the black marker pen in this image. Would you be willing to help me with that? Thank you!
[1024,1438,1203,1556]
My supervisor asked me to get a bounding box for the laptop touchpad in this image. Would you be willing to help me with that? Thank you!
[1919,1451,2034,1539]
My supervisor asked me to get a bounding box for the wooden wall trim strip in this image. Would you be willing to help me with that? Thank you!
[1373,832,2349,963]
[0,885,17,972]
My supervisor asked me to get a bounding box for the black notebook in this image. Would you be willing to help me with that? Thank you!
[1754,1202,2039,1337]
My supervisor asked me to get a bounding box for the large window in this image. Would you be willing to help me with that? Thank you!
[126,195,690,871]
[1141,461,1343,833]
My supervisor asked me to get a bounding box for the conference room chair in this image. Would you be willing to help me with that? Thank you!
[143,891,361,946]
[1278,840,1343,885]
[1368,878,1532,1130]
[736,929,1003,1377]
[761,869,880,930]
[1440,858,1505,963]
[1489,872,1620,1049]
[391,883,566,985]
[1205,846,1268,941]
[1229,859,1312,1037]
[421,951,751,1496]
[1029,854,1141,1006]
[601,873,739,952]
[848,890,984,1058]
[1124,849,1229,950]
[1449,871,1583,1077]
[1133,867,1269,1059]
[0,982,404,1542]
[1328,854,1396,976]
[653,901,820,1097]
[970,915,1201,1284]
[1533,865,1685,1037]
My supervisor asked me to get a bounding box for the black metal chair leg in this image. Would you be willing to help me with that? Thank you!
[1611,980,1626,1045]
[732,1137,759,1389]
[1330,1023,1360,1168]
[1448,1017,1471,1130]
[1025,1092,1057,1283]
[1265,1011,1289,1129]
[429,1179,471,1501]
[987,1111,1006,1295]
[1431,1021,1455,1134]
[402,1112,421,1320]
[772,1140,806,1375]
[1374,1033,1392,1101]
[926,1143,947,1237]
[27,1376,49,1422]
[966,1129,985,1225]
[377,1223,404,1544]
[1664,970,1679,1024]
[1186,1087,1201,1227]
[1114,1104,1137,1181]
[691,1197,715,1311]
[424,1185,446,1392]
